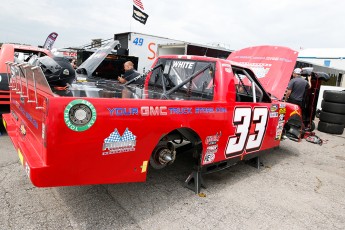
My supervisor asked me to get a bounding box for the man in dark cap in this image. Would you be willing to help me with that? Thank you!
[285,68,311,109]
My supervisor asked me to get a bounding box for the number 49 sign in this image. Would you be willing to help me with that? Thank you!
[225,107,268,158]
[133,37,144,46]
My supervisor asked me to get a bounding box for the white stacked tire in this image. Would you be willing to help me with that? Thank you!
[318,90,345,135]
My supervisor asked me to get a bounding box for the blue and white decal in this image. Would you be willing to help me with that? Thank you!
[102,128,137,155]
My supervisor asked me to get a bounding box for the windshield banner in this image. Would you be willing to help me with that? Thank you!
[228,46,298,100]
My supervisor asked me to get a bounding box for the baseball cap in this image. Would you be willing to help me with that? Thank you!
[293,68,302,74]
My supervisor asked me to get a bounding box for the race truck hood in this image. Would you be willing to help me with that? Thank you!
[228,46,298,100]
[76,40,120,80]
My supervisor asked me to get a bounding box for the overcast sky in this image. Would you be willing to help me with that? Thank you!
[1,0,344,51]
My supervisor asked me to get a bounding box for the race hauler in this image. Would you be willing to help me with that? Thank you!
[114,32,232,73]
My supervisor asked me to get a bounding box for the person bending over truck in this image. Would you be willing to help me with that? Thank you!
[117,61,141,85]
[284,68,311,109]
[284,68,311,126]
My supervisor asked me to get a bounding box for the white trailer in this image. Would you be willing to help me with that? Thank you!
[114,32,232,73]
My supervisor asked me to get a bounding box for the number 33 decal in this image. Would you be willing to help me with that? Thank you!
[225,107,268,158]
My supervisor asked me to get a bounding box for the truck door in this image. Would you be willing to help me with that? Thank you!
[224,66,277,161]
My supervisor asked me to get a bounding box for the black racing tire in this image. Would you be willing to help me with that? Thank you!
[323,90,345,104]
[317,120,344,135]
[319,110,345,125]
[321,100,345,114]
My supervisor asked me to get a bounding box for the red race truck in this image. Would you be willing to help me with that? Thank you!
[3,41,302,193]
[0,44,51,123]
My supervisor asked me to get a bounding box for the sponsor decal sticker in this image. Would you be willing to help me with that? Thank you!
[20,123,26,136]
[108,107,139,116]
[205,144,218,154]
[64,99,96,132]
[275,129,283,140]
[204,144,218,164]
[102,128,136,155]
[270,104,278,112]
[237,62,272,79]
[270,112,278,118]
[279,108,286,114]
[203,151,216,164]
[205,132,221,145]
[13,100,38,129]
[204,132,221,164]
[172,61,195,69]
[275,121,285,140]
[107,106,228,116]
[279,114,285,121]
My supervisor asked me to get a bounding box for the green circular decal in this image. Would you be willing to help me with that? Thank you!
[64,99,97,132]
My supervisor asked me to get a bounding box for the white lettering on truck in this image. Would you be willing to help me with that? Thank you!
[172,61,194,69]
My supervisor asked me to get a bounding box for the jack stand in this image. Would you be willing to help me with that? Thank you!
[246,156,263,169]
[184,169,206,194]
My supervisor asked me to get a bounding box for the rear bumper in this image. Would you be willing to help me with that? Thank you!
[2,113,47,186]
[3,113,147,187]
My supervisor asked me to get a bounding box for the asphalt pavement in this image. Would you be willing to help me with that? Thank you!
[0,123,345,230]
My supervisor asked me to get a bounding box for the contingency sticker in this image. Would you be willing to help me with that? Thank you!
[203,132,222,164]
[203,144,218,164]
[275,121,285,140]
[64,99,97,132]
[102,128,137,155]
[270,112,278,118]
[270,104,278,112]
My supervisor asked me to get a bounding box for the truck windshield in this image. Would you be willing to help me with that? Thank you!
[148,59,215,101]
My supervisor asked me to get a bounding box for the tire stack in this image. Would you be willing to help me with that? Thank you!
[318,90,345,135]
